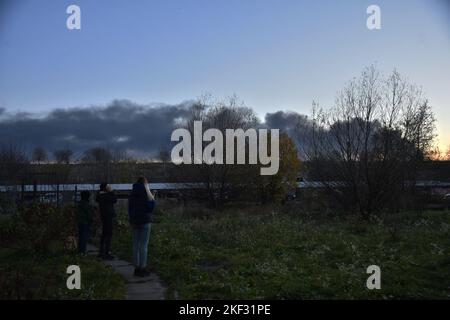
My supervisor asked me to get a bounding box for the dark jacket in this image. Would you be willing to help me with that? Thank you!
[96,191,117,220]
[76,200,94,225]
[128,183,155,225]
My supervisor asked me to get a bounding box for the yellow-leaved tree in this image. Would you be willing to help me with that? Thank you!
[257,133,301,203]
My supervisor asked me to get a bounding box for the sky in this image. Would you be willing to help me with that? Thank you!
[0,0,449,155]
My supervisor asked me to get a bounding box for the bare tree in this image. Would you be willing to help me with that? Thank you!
[299,66,436,217]
[158,146,171,163]
[80,147,129,183]
[32,147,47,164]
[53,149,73,164]
[0,143,29,211]
[82,147,112,163]
[425,146,443,161]
[179,95,260,205]
[79,147,112,182]
[0,143,29,185]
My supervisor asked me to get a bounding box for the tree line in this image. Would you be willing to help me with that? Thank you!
[1,66,449,214]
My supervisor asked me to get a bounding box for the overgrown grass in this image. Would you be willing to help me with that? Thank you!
[0,209,126,300]
[0,248,125,299]
[112,201,450,299]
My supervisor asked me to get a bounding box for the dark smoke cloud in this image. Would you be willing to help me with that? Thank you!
[264,110,316,159]
[0,101,313,160]
[0,99,193,159]
[264,110,313,140]
[265,111,308,131]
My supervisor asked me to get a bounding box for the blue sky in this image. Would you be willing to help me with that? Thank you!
[0,0,449,149]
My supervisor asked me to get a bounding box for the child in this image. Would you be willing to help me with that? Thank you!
[77,191,93,254]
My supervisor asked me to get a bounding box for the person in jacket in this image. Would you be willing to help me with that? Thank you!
[128,176,156,277]
[76,191,93,254]
[96,182,117,260]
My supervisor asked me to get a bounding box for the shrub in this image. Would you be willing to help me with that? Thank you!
[0,215,17,246]
[14,203,76,254]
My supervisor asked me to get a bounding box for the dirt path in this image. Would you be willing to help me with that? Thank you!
[87,244,166,300]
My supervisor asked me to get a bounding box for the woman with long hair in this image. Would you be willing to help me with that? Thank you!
[128,176,156,277]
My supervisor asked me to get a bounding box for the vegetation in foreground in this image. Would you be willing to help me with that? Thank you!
[2,199,449,300]
[112,201,450,299]
[0,204,125,300]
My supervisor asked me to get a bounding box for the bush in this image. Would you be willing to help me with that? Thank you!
[0,192,18,215]
[0,203,126,300]
[0,215,17,245]
[13,203,76,254]
[0,251,125,300]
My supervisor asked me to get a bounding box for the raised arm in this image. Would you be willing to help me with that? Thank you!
[144,183,155,201]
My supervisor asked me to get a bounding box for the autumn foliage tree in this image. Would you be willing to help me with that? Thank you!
[256,133,301,203]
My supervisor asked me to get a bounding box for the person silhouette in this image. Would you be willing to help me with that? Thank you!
[96,182,117,260]
[128,177,156,277]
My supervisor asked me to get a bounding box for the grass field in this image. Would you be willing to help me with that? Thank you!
[112,201,450,299]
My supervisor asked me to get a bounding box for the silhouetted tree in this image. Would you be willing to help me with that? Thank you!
[0,143,29,185]
[180,95,260,205]
[53,149,73,164]
[82,147,112,163]
[445,146,450,161]
[299,66,436,217]
[80,147,128,182]
[158,146,171,163]
[32,147,47,164]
